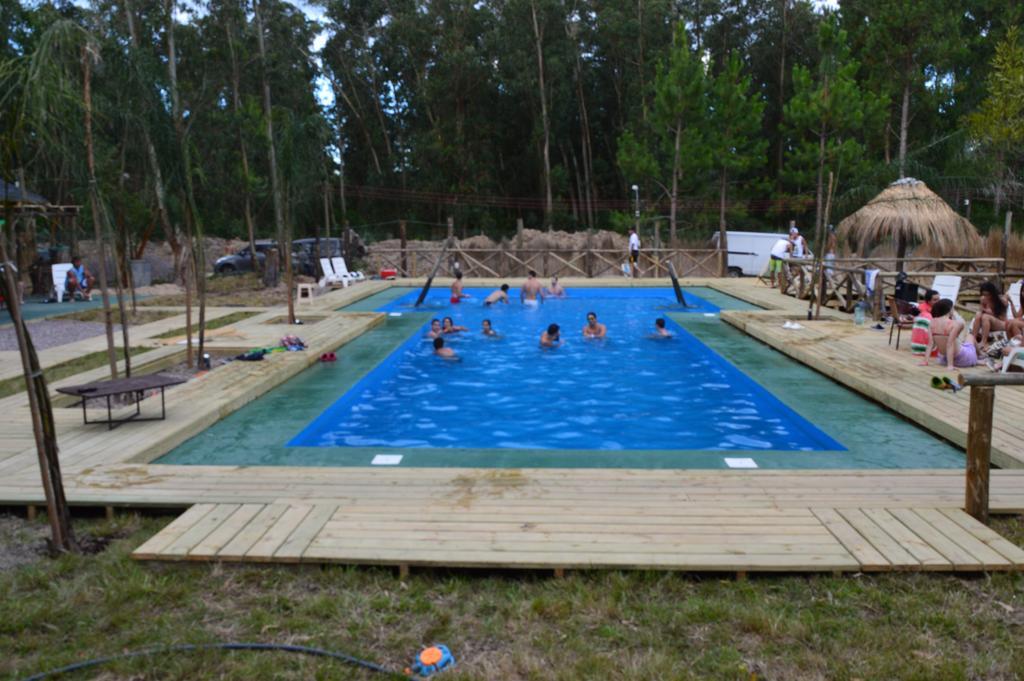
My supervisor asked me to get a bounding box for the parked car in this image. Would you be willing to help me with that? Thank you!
[213,240,276,274]
[292,237,342,277]
[710,230,789,277]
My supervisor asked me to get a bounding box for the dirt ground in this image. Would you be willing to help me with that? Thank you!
[0,513,49,571]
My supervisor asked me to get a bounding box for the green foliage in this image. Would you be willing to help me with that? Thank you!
[967,26,1024,152]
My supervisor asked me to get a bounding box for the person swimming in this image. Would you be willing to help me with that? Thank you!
[543,276,566,298]
[540,323,561,348]
[426,318,442,339]
[482,319,500,337]
[651,318,672,338]
[521,270,543,306]
[450,271,468,304]
[582,311,607,339]
[484,284,510,306]
[442,316,468,334]
[433,336,458,360]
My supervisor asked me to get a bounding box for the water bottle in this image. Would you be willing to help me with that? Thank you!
[854,300,866,326]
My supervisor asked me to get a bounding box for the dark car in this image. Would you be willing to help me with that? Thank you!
[292,238,342,277]
[213,240,277,274]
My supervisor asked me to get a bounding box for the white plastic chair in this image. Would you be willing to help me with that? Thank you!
[331,257,365,282]
[931,275,961,304]
[318,257,347,288]
[52,263,73,302]
[1008,279,1022,318]
[1001,346,1024,373]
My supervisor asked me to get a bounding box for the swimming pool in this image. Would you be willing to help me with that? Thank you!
[290,288,844,452]
[157,286,965,469]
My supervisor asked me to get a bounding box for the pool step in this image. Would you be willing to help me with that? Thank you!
[132,502,1024,573]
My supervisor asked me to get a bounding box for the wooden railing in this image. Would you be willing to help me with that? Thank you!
[365,246,722,279]
[776,257,1024,319]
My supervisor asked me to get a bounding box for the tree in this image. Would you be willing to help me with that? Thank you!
[966,25,1024,218]
[783,17,885,236]
[706,53,766,274]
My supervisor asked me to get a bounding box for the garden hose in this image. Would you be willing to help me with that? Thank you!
[20,641,417,681]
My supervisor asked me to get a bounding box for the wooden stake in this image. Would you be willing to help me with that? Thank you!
[27,505,36,521]
[398,564,410,580]
[965,385,994,525]
[399,220,408,277]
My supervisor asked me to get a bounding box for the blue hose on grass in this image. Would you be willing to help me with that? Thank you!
[20,642,417,681]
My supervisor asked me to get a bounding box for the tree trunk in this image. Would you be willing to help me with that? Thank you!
[670,119,682,245]
[898,76,910,178]
[255,0,294,324]
[82,46,119,380]
[166,0,207,362]
[530,0,553,229]
[124,0,180,282]
[815,122,826,237]
[0,242,75,553]
[719,169,729,277]
[775,0,788,189]
[225,12,259,274]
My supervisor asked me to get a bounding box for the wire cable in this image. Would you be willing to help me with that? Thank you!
[20,642,416,681]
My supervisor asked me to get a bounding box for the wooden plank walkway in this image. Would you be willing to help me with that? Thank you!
[132,501,1024,573]
[722,309,1024,469]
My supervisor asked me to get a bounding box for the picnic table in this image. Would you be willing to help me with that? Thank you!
[57,373,187,430]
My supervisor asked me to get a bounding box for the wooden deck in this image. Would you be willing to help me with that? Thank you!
[0,277,1021,574]
[132,499,1024,573]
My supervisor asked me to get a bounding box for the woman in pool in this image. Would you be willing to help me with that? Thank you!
[540,323,561,348]
[426,319,442,339]
[442,316,468,334]
[970,281,1010,348]
[929,298,977,369]
[482,319,500,337]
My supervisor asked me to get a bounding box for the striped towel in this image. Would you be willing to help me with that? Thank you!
[910,314,931,356]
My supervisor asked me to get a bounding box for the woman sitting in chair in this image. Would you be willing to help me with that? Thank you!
[970,281,1009,350]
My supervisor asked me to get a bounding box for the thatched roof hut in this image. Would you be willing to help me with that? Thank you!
[837,178,981,265]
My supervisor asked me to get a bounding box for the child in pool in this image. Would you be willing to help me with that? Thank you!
[482,319,500,337]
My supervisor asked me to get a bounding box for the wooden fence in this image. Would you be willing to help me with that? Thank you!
[365,246,722,279]
[776,257,1024,319]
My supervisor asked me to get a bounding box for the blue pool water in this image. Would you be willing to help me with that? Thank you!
[289,288,846,452]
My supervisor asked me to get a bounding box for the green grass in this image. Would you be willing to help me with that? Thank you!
[2,513,1022,680]
[0,346,155,399]
[151,311,260,340]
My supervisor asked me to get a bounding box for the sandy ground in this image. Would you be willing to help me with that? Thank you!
[0,320,122,352]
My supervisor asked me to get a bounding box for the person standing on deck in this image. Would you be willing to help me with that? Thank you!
[628,228,641,278]
[521,271,544,306]
[768,238,792,288]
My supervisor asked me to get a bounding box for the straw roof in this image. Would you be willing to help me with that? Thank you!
[836,178,981,255]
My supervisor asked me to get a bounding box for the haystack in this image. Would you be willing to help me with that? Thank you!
[837,178,980,269]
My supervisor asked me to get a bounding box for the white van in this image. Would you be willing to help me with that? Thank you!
[710,230,789,277]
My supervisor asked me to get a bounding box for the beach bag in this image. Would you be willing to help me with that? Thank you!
[909,313,931,357]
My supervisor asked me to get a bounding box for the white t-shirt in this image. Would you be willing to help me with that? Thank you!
[770,239,791,259]
[629,233,640,252]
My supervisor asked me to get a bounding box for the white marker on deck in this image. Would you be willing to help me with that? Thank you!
[724,457,757,468]
[703,313,717,317]
[389,312,402,317]
[371,454,403,465]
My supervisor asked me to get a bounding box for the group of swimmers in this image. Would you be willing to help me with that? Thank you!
[451,270,566,307]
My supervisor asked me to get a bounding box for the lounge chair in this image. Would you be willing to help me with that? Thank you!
[318,257,347,288]
[1001,346,1024,373]
[1008,279,1022,318]
[330,257,365,282]
[51,263,73,302]
[931,274,961,304]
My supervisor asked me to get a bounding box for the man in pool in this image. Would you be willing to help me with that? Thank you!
[520,270,543,306]
[543,276,566,298]
[426,318,443,339]
[540,323,561,348]
[450,271,468,304]
[482,319,499,337]
[652,318,672,338]
[582,311,607,339]
[484,284,510,306]
[433,336,458,359]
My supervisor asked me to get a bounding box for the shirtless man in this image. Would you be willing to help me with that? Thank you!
[540,323,561,348]
[543,276,566,298]
[450,271,468,304]
[652,318,672,338]
[433,336,458,359]
[426,319,443,339]
[929,298,978,369]
[520,270,543,306]
[484,284,510,306]
[582,311,607,339]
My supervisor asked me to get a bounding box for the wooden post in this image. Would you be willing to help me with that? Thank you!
[965,385,994,525]
[447,216,454,241]
[1000,211,1012,289]
[516,218,524,275]
[399,220,408,277]
[586,228,593,278]
[654,222,661,277]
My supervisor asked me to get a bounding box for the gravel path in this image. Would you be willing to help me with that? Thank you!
[0,319,122,351]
